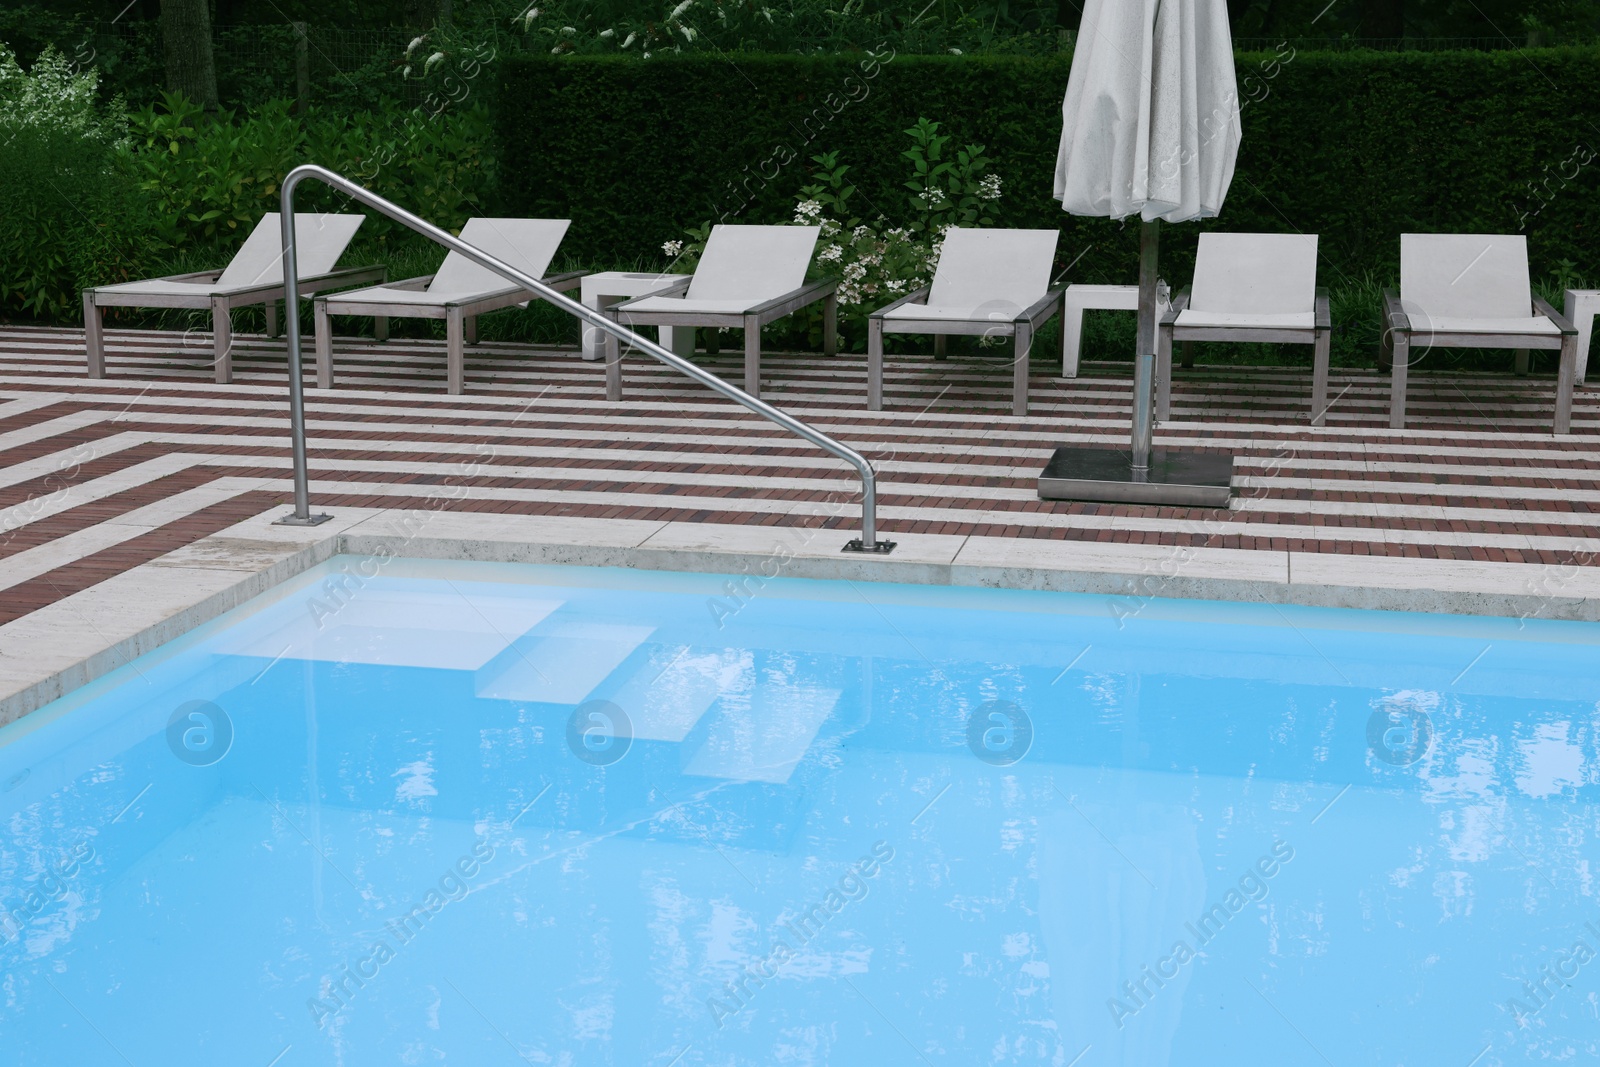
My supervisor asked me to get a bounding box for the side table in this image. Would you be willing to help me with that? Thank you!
[581,272,695,361]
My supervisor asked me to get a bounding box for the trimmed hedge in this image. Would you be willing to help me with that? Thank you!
[493,48,1600,295]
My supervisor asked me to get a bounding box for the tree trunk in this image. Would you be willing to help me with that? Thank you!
[1360,0,1403,38]
[160,0,219,113]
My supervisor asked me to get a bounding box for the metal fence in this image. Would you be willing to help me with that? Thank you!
[84,22,420,111]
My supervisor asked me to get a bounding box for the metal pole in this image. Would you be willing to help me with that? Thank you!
[293,23,310,116]
[271,164,890,551]
[1130,217,1160,477]
[276,203,329,526]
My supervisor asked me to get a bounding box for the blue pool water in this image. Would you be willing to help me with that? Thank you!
[2,557,1598,1066]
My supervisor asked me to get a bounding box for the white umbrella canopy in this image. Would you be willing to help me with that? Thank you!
[1054,0,1241,223]
[1042,0,1241,495]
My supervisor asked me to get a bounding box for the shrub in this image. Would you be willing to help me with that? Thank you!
[667,122,1008,348]
[495,48,1600,364]
[0,44,152,322]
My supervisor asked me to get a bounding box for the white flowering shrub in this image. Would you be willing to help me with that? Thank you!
[665,121,1005,349]
[0,42,126,143]
[0,42,145,321]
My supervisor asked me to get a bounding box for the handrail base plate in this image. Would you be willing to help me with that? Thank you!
[842,539,898,555]
[274,512,335,527]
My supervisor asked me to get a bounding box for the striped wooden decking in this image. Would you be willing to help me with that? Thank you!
[1,324,1597,628]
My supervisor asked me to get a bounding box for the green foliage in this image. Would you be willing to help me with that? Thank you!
[0,125,153,320]
[662,121,1008,349]
[0,33,496,324]
[0,41,149,320]
[900,117,1001,232]
[125,93,305,248]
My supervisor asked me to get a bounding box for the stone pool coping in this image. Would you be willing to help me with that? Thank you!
[2,505,1596,727]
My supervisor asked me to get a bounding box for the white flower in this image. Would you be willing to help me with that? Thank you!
[406,35,427,57]
[622,31,638,47]
[662,240,684,256]
[560,25,577,35]
[599,28,616,38]
[669,0,694,18]
[793,199,824,223]
[948,47,963,54]
[978,173,1003,201]
[852,225,869,239]
[680,24,697,40]
[513,6,540,29]
[424,51,447,73]
[818,245,843,262]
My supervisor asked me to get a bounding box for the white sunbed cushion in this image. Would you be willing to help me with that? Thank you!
[1189,232,1318,315]
[926,228,1059,311]
[883,302,1030,322]
[616,296,767,316]
[1400,233,1532,320]
[92,213,364,299]
[91,279,235,297]
[214,213,364,288]
[326,285,524,308]
[427,217,570,297]
[686,225,820,303]
[1175,309,1315,329]
[1400,310,1559,336]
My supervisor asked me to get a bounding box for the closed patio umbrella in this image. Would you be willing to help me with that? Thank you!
[1040,0,1241,506]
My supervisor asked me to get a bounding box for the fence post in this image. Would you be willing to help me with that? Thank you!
[293,21,310,115]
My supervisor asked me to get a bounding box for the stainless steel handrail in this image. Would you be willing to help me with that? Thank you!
[272,164,892,552]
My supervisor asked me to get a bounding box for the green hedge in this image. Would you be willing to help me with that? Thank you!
[493,48,1600,298]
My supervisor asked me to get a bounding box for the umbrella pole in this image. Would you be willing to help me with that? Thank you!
[1130,218,1160,478]
[1035,216,1232,507]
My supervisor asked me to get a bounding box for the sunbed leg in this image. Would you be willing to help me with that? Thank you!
[1514,348,1530,376]
[1378,324,1394,372]
[314,299,334,390]
[1155,322,1173,423]
[1059,291,1075,377]
[265,300,279,338]
[934,334,948,360]
[1013,323,1031,417]
[464,315,478,346]
[706,328,720,356]
[446,307,466,395]
[604,313,624,402]
[83,292,106,379]
[867,318,884,410]
[743,314,762,399]
[1311,327,1331,427]
[1181,340,1195,369]
[211,296,233,384]
[374,315,388,342]
[1555,333,1576,434]
[823,293,837,356]
[1389,332,1409,430]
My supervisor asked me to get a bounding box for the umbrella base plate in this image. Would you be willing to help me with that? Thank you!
[1038,447,1233,507]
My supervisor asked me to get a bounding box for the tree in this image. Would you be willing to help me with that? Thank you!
[160,0,218,113]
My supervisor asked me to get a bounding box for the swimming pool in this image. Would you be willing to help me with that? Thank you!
[2,556,1596,1066]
